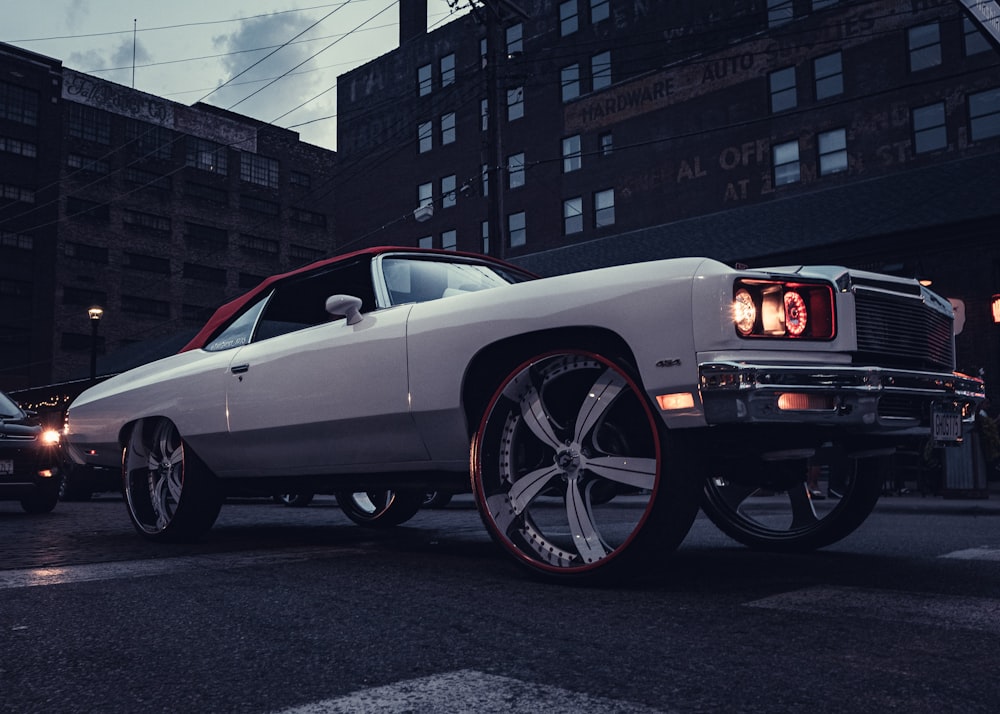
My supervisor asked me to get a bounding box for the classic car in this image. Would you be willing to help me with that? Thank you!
[1,390,63,513]
[63,247,984,581]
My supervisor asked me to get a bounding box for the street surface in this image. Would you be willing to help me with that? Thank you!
[1,490,999,713]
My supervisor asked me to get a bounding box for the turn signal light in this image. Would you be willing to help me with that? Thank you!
[777,393,835,411]
[656,392,695,410]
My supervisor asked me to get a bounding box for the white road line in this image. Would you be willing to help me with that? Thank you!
[0,547,362,589]
[746,586,1000,634]
[939,546,1000,561]
[272,669,670,714]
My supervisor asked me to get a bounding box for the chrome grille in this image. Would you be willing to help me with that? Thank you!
[854,288,953,371]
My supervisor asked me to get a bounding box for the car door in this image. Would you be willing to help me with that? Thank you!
[212,263,427,477]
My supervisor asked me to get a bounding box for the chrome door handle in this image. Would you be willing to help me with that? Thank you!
[231,364,250,374]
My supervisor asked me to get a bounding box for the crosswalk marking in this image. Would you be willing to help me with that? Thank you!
[271,669,670,714]
[746,586,1000,634]
[0,547,363,589]
[939,546,1000,561]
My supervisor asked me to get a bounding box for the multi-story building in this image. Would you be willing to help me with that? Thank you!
[336,0,1000,396]
[0,42,338,391]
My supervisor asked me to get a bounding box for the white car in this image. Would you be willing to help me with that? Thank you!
[64,247,984,581]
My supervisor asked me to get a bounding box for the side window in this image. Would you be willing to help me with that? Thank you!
[252,260,377,342]
[204,296,270,352]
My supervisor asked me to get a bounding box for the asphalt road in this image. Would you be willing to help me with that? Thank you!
[1,491,999,713]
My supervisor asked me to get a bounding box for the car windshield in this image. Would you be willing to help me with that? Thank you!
[381,257,531,306]
[0,392,24,419]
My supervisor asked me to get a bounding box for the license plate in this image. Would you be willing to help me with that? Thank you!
[932,406,962,443]
[0,459,12,475]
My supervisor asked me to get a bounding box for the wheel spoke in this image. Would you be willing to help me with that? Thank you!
[508,464,561,513]
[788,483,819,528]
[565,480,608,564]
[585,456,656,490]
[711,479,759,513]
[573,368,626,443]
[519,384,562,450]
[149,471,172,529]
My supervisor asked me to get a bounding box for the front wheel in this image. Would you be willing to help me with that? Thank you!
[336,490,423,528]
[472,350,701,583]
[701,453,887,552]
[122,418,222,542]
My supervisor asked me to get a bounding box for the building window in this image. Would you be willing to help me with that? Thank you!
[185,181,228,205]
[592,51,612,91]
[600,132,613,155]
[591,0,610,23]
[186,137,228,175]
[481,220,490,254]
[289,244,324,263]
[812,0,838,8]
[184,262,226,284]
[62,286,107,307]
[442,174,457,208]
[66,196,109,221]
[289,208,326,227]
[564,197,583,235]
[481,164,490,197]
[124,252,170,274]
[562,64,580,102]
[241,195,279,216]
[768,0,793,27]
[506,23,523,56]
[773,140,800,186]
[818,129,847,175]
[1,183,33,203]
[913,102,947,154]
[124,167,171,194]
[184,221,227,250]
[507,86,524,120]
[0,136,37,158]
[481,98,489,131]
[0,82,38,126]
[908,22,941,72]
[241,234,279,255]
[418,64,432,96]
[441,53,455,87]
[240,153,279,188]
[480,38,488,68]
[441,112,456,145]
[123,209,171,232]
[964,17,992,56]
[418,182,433,209]
[442,229,457,251]
[508,211,526,248]
[125,119,174,160]
[67,153,109,174]
[814,52,843,100]
[508,152,525,188]
[2,231,34,251]
[418,121,433,153]
[290,170,311,188]
[122,295,170,318]
[562,135,582,172]
[64,242,108,263]
[594,189,615,227]
[970,88,1000,142]
[67,104,111,144]
[419,235,433,249]
[560,1,579,36]
[769,66,796,113]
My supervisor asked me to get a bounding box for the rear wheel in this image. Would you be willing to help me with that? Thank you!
[701,453,887,552]
[472,350,700,583]
[122,418,222,542]
[336,490,423,528]
[273,492,314,507]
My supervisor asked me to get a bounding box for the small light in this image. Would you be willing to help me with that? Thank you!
[38,469,55,478]
[88,305,104,321]
[733,289,756,335]
[777,393,834,411]
[992,294,1000,324]
[783,291,808,337]
[656,392,695,410]
[41,429,61,446]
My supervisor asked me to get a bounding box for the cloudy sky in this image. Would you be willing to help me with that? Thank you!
[2,0,470,151]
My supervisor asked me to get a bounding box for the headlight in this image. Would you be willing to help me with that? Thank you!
[41,429,61,446]
[732,278,835,340]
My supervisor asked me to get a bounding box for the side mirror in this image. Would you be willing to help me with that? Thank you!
[325,294,363,325]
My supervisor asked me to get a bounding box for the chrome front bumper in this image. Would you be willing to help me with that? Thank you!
[698,361,985,435]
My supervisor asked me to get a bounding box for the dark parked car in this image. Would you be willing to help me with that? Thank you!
[0,390,63,513]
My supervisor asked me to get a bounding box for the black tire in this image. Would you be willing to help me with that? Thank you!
[472,350,701,583]
[422,491,453,509]
[701,453,887,552]
[273,492,315,507]
[20,487,60,514]
[59,463,93,502]
[336,490,423,528]
[122,418,223,542]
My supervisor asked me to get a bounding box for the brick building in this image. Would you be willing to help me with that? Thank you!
[0,42,337,391]
[335,0,1000,397]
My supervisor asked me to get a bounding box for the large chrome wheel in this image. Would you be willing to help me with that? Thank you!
[336,490,423,528]
[123,418,222,542]
[701,452,887,552]
[472,351,700,582]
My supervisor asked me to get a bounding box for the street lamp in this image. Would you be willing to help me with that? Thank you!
[88,306,103,380]
[992,294,1000,324]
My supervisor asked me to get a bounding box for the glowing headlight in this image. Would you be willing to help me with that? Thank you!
[41,429,61,446]
[783,290,807,337]
[733,289,756,335]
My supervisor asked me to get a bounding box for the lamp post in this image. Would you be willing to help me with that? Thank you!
[88,306,103,380]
